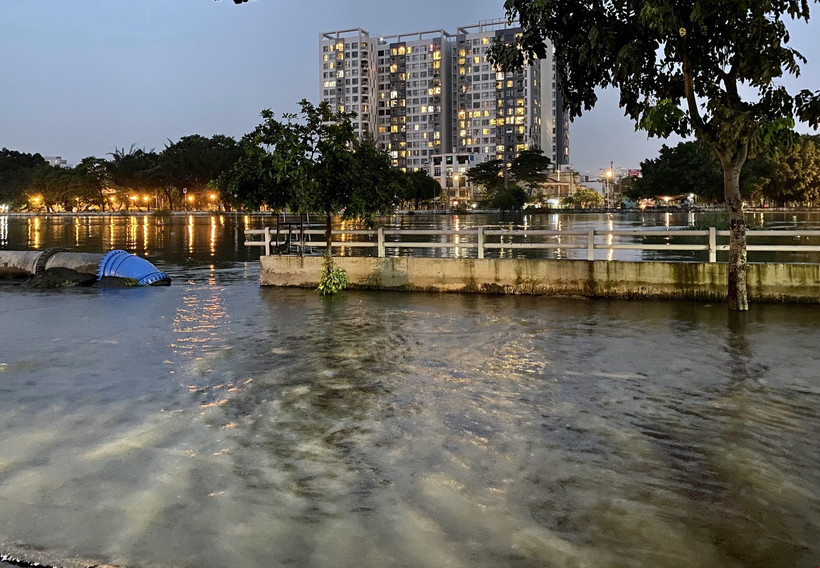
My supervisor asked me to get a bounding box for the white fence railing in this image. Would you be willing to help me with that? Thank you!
[245,226,820,263]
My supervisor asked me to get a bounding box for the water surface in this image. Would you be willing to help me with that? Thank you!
[0,213,818,567]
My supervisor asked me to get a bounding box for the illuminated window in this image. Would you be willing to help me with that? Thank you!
[482,37,490,45]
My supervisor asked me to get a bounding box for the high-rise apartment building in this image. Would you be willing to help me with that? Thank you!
[318,19,569,176]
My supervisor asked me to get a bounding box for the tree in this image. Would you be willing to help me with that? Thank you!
[345,135,406,226]
[400,169,441,209]
[487,183,528,210]
[108,146,161,210]
[634,141,723,201]
[226,99,398,252]
[489,0,820,310]
[466,159,505,200]
[157,134,241,211]
[73,157,112,210]
[562,187,603,209]
[760,135,820,205]
[510,148,552,198]
[0,148,46,208]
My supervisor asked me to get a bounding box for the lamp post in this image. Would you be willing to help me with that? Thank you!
[604,164,614,209]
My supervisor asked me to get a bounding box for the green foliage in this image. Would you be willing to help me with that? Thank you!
[0,148,47,206]
[223,99,399,249]
[486,184,528,210]
[758,134,820,205]
[467,159,505,194]
[400,169,441,208]
[563,187,604,209]
[633,136,820,205]
[157,134,242,210]
[489,0,820,234]
[634,141,723,201]
[510,148,552,197]
[317,254,349,297]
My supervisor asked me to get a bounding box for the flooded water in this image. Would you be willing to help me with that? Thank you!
[1,213,819,568]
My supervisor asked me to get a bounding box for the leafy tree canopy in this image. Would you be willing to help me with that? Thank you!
[633,141,723,201]
[488,0,820,310]
[399,169,441,208]
[0,148,46,205]
[467,159,505,193]
[223,99,399,250]
[510,148,551,196]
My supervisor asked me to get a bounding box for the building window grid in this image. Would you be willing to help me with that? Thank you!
[321,26,565,170]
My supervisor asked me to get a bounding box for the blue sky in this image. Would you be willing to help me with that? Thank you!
[1,0,818,176]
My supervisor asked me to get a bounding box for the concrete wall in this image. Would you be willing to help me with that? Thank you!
[260,255,820,303]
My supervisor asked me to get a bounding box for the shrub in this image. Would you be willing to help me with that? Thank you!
[317,254,348,297]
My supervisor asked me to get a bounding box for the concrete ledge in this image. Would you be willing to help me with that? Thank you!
[260,255,820,303]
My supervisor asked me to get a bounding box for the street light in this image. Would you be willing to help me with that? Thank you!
[604,168,613,209]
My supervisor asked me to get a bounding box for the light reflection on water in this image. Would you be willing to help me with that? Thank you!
[0,267,818,568]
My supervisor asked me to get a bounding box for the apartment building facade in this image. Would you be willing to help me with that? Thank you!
[318,19,569,182]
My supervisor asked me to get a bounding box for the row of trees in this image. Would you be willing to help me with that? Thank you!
[465,148,553,210]
[1,135,244,212]
[1,126,443,216]
[621,135,820,207]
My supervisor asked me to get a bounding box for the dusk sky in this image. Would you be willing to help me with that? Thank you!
[2,1,818,177]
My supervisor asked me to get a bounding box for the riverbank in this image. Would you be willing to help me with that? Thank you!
[260,255,820,304]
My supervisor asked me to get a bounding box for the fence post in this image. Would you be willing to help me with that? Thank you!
[587,228,595,261]
[378,227,385,258]
[263,227,271,256]
[708,227,716,263]
[477,226,485,259]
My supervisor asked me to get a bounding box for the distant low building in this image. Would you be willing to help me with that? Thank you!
[430,153,474,205]
[44,156,71,168]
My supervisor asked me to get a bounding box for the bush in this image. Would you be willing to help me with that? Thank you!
[317,254,348,297]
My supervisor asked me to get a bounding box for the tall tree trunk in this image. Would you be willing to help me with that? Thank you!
[719,150,749,311]
[325,213,333,256]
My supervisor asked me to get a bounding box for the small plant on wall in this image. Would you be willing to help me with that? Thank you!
[317,254,348,297]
